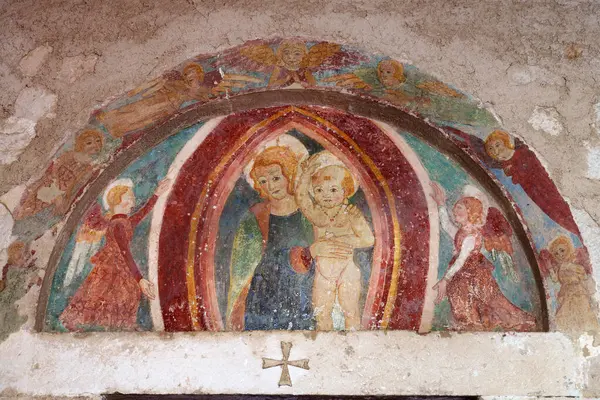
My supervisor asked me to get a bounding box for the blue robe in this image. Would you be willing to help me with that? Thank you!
[226,203,314,330]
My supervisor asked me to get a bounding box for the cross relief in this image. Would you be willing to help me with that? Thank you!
[262,341,310,386]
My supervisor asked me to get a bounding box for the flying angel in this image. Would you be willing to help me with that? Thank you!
[220,39,358,88]
[444,126,581,237]
[322,59,464,104]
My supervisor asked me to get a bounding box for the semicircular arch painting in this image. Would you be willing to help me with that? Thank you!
[44,105,545,333]
[23,38,596,335]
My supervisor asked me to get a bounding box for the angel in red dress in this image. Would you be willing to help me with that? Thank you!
[59,178,169,331]
[430,182,537,331]
[445,127,580,237]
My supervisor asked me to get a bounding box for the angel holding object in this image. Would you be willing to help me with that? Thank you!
[430,182,537,331]
[59,178,170,331]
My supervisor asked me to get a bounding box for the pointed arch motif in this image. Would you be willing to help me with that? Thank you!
[29,38,596,335]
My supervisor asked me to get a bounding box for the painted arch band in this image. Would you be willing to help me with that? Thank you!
[45,104,546,333]
[32,38,596,334]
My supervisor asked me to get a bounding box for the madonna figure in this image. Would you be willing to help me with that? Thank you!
[226,135,354,331]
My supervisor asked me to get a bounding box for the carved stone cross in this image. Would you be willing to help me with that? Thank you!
[262,341,309,386]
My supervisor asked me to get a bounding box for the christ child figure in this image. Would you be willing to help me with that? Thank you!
[296,151,374,331]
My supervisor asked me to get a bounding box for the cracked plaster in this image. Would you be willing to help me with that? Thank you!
[1,0,600,398]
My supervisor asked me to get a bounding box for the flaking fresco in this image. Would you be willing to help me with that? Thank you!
[1,38,596,340]
[44,105,543,333]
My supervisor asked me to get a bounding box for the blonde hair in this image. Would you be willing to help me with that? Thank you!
[549,235,575,261]
[74,130,104,153]
[182,63,204,82]
[456,196,484,226]
[484,130,514,153]
[312,165,356,198]
[106,185,132,212]
[377,60,406,85]
[250,146,298,198]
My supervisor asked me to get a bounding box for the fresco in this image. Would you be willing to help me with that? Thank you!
[44,106,543,332]
[0,38,594,335]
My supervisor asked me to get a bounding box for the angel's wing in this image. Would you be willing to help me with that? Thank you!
[416,81,465,98]
[575,247,592,275]
[483,207,513,254]
[538,249,557,279]
[483,207,517,279]
[301,42,342,69]
[234,43,279,68]
[62,204,106,287]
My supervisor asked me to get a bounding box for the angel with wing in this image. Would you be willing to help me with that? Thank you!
[59,178,169,331]
[444,127,581,237]
[539,235,599,332]
[97,62,261,138]
[322,59,463,106]
[225,39,345,88]
[430,182,537,331]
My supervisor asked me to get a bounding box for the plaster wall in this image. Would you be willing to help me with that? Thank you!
[0,0,599,398]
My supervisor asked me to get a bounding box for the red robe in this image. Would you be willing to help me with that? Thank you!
[446,127,580,237]
[446,228,537,331]
[60,196,157,331]
[501,142,579,236]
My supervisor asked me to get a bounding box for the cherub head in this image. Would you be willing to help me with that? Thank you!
[106,185,135,215]
[484,130,515,161]
[548,235,575,263]
[377,60,406,88]
[250,146,298,201]
[6,241,33,268]
[453,196,485,227]
[277,40,307,71]
[75,129,104,156]
[182,63,205,88]
[311,165,355,209]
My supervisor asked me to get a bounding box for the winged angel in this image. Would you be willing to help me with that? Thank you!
[322,59,465,105]
[222,39,357,88]
[97,62,261,138]
[430,182,536,331]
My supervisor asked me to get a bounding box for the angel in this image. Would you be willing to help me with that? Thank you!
[539,235,599,332]
[225,39,344,88]
[322,59,462,106]
[430,182,537,331]
[445,127,580,236]
[59,178,169,331]
[13,129,104,223]
[96,62,260,138]
[0,242,37,293]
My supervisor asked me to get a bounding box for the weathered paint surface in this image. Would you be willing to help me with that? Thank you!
[3,39,587,335]
[45,106,543,333]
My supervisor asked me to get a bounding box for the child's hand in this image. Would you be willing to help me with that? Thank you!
[302,154,322,174]
[342,204,360,218]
